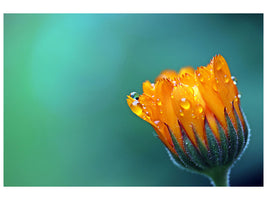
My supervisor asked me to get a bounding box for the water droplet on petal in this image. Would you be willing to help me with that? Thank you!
[132,100,139,106]
[180,112,184,117]
[238,94,241,98]
[198,106,203,114]
[154,120,160,125]
[131,100,143,115]
[130,92,140,100]
[192,113,196,119]
[180,98,190,110]
[157,101,162,106]
[232,76,237,85]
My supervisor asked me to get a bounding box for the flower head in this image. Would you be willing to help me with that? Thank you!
[127,55,249,185]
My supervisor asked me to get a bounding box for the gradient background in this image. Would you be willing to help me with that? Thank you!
[4,14,263,186]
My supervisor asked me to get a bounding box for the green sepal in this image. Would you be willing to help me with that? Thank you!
[180,125,210,170]
[165,148,187,169]
[205,119,221,166]
[193,127,212,167]
[225,109,238,164]
[233,105,245,159]
[216,119,229,165]
[168,126,202,172]
[240,107,249,145]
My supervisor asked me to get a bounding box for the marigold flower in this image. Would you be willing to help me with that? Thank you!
[127,55,249,186]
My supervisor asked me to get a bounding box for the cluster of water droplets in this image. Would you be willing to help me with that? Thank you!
[177,87,204,120]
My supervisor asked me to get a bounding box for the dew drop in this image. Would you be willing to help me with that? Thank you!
[232,76,237,85]
[231,76,237,81]
[238,94,241,98]
[130,92,140,100]
[154,120,160,125]
[157,101,162,106]
[225,76,230,83]
[192,113,196,119]
[180,98,190,110]
[131,100,142,115]
[132,100,139,106]
[160,110,163,114]
[180,112,184,117]
[198,106,203,114]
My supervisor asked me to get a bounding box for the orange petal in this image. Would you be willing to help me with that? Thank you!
[178,66,195,76]
[196,66,227,132]
[152,123,177,155]
[213,55,239,131]
[233,97,246,132]
[154,79,184,147]
[171,80,206,147]
[155,70,179,82]
[179,69,197,87]
[142,80,155,97]
[205,108,220,142]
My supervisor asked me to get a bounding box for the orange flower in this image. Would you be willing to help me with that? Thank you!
[127,55,249,186]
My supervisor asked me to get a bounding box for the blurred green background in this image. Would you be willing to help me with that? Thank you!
[4,14,263,186]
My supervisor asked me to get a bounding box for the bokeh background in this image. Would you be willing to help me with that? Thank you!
[4,14,263,186]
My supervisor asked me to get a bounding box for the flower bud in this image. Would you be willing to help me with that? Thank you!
[127,55,250,186]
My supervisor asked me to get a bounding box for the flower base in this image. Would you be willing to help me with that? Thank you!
[203,165,231,186]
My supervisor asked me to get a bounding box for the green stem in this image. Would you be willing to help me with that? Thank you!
[204,166,231,186]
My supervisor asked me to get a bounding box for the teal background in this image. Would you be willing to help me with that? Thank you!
[4,14,263,186]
